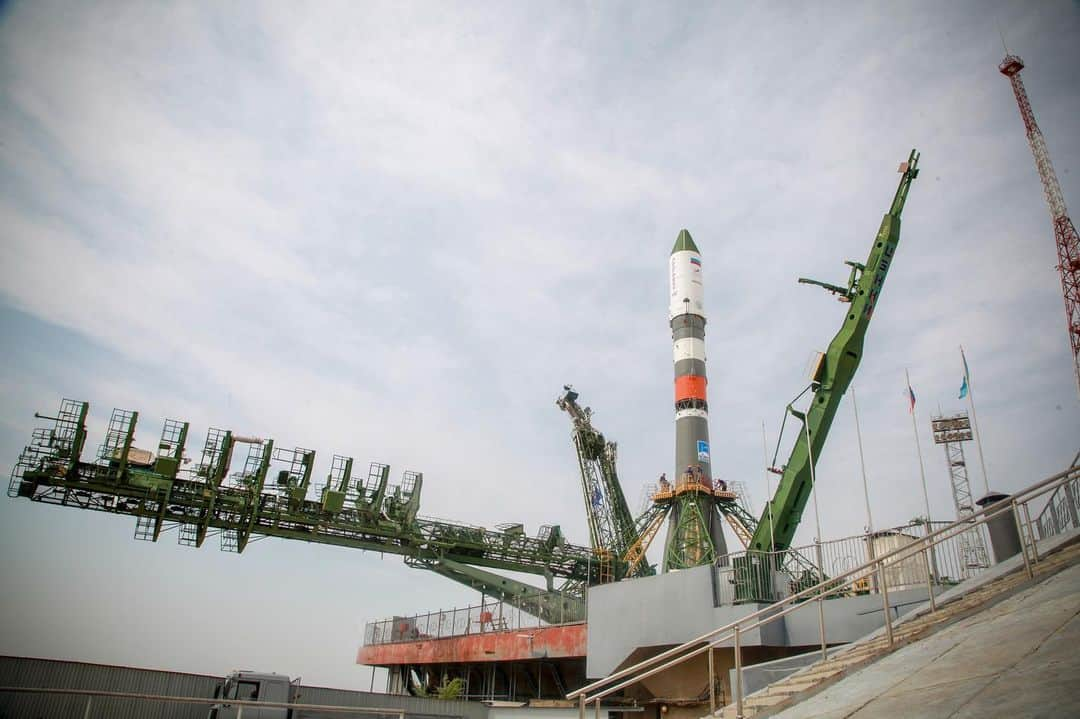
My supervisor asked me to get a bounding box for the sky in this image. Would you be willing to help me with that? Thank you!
[1,0,1078,691]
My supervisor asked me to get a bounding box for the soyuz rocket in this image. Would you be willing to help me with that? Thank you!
[666,229,728,567]
[669,229,711,478]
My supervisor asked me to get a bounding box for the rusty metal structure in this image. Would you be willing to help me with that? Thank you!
[360,599,588,701]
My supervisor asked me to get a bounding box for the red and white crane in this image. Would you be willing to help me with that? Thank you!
[999,54,1080,394]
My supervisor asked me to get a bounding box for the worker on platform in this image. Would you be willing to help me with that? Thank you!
[681,465,696,491]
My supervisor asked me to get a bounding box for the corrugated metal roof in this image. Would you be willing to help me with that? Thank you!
[0,656,489,719]
[0,656,220,718]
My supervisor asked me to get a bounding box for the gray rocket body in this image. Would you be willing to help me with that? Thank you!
[666,230,728,567]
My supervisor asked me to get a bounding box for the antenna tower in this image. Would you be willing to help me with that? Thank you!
[999,54,1080,393]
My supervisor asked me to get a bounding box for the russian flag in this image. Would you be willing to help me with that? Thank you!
[907,385,916,413]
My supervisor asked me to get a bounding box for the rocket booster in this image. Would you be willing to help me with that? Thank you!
[667,229,728,563]
[669,229,711,479]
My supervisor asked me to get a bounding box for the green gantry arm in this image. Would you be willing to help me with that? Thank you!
[749,150,920,553]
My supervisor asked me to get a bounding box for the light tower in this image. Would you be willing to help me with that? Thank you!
[999,54,1080,394]
[931,412,990,577]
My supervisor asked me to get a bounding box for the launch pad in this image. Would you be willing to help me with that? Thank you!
[357,515,976,715]
[6,153,930,715]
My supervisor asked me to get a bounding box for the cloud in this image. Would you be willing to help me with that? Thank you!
[1,0,1078,688]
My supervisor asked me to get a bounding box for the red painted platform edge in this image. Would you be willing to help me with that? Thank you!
[357,623,587,666]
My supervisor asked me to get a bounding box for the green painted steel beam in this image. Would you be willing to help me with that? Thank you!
[747,151,920,555]
[662,494,717,570]
[7,402,612,593]
[406,556,586,624]
[557,387,652,578]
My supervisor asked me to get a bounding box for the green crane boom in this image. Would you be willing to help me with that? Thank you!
[749,150,921,556]
[7,400,610,622]
[556,386,652,578]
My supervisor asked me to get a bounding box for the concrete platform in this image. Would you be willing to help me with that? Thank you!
[768,557,1080,718]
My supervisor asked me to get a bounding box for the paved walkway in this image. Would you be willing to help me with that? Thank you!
[769,560,1080,718]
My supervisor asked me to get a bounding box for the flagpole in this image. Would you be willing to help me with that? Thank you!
[906,369,932,524]
[960,345,991,496]
[851,385,874,534]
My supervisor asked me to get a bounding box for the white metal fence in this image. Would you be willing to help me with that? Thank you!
[365,590,579,646]
[714,520,993,605]
[1033,468,1080,541]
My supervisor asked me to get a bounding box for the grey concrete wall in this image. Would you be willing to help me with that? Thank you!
[586,568,942,678]
[586,565,772,677]
[728,649,821,698]
[782,586,937,647]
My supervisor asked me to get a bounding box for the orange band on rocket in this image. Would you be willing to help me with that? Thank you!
[674,375,707,402]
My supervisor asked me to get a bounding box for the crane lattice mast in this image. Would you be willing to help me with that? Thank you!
[556,386,654,579]
[999,54,1080,394]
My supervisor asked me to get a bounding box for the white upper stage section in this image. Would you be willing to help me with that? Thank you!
[669,249,705,320]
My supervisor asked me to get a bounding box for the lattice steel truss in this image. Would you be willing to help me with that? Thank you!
[931,413,990,577]
[8,399,618,623]
[1000,54,1080,394]
[556,386,652,579]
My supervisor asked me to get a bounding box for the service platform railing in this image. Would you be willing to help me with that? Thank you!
[569,463,1080,719]
[365,588,580,646]
[1033,449,1080,541]
[713,518,990,606]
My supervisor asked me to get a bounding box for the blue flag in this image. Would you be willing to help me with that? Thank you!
[959,347,971,399]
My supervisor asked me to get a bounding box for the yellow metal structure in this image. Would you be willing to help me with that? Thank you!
[622,509,667,576]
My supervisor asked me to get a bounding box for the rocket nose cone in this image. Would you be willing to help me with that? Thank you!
[671,229,700,254]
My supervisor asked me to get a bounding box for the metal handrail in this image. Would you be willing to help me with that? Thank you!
[364,592,584,646]
[570,464,1080,717]
[1034,472,1080,537]
[1033,449,1080,535]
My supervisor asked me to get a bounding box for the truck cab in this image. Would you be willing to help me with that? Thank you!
[210,670,297,719]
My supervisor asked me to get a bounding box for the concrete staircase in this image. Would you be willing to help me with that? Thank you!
[715,538,1080,719]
